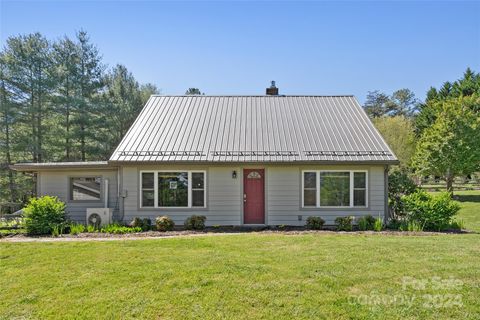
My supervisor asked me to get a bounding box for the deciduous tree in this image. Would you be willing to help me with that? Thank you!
[412,95,480,193]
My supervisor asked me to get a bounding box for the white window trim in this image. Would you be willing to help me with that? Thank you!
[140,170,207,209]
[301,170,368,208]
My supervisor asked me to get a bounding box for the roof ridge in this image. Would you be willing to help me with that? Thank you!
[149,95,355,97]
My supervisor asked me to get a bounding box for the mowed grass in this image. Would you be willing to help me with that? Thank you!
[1,233,479,319]
[454,190,480,232]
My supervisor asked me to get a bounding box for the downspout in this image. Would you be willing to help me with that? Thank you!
[384,165,389,222]
[118,166,125,222]
[104,178,109,208]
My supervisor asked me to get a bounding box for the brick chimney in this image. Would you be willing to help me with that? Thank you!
[266,81,279,95]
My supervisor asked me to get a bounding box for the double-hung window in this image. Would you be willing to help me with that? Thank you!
[140,171,206,208]
[302,170,367,208]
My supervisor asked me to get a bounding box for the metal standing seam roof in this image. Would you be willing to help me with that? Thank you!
[11,161,114,171]
[109,95,398,163]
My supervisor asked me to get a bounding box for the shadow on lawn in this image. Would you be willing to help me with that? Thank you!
[453,194,480,203]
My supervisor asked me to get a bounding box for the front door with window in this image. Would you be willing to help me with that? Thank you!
[243,169,265,224]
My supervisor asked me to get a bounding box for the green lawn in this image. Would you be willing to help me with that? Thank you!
[454,190,480,232]
[1,233,479,319]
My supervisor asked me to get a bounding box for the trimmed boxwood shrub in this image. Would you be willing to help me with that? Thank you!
[335,216,354,231]
[23,196,68,235]
[402,191,460,231]
[306,216,325,230]
[184,215,206,230]
[156,216,175,232]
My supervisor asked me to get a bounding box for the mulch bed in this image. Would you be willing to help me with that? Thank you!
[0,227,474,242]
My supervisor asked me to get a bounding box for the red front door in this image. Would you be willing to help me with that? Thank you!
[243,169,265,224]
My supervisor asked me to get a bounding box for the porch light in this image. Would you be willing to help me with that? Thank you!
[232,170,237,179]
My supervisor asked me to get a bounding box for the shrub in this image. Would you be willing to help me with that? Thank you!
[23,196,68,235]
[388,170,418,219]
[156,216,175,232]
[69,223,85,235]
[402,191,460,231]
[130,217,143,228]
[335,216,354,231]
[184,215,206,230]
[100,223,141,234]
[357,215,376,231]
[373,218,383,232]
[142,218,152,231]
[130,217,152,231]
[306,216,325,230]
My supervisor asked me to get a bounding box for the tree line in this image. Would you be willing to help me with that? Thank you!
[0,31,159,207]
[366,68,480,192]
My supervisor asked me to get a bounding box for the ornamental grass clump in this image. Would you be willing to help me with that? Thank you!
[357,215,376,231]
[373,218,383,232]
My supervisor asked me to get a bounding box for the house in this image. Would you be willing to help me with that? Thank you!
[12,84,398,226]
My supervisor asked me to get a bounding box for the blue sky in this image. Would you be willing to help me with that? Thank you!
[1,1,479,103]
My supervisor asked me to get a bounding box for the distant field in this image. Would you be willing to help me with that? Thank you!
[1,233,480,319]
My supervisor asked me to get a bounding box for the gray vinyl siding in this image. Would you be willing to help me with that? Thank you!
[121,165,242,226]
[34,164,386,225]
[37,169,119,223]
[120,164,386,226]
[267,165,385,225]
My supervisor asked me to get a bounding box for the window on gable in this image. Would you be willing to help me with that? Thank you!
[140,171,206,208]
[302,171,368,208]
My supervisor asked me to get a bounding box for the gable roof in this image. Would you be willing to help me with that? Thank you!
[110,95,398,163]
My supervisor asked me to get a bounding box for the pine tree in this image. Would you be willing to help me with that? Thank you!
[74,31,105,161]
[0,53,18,203]
[2,33,55,163]
[52,36,80,161]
